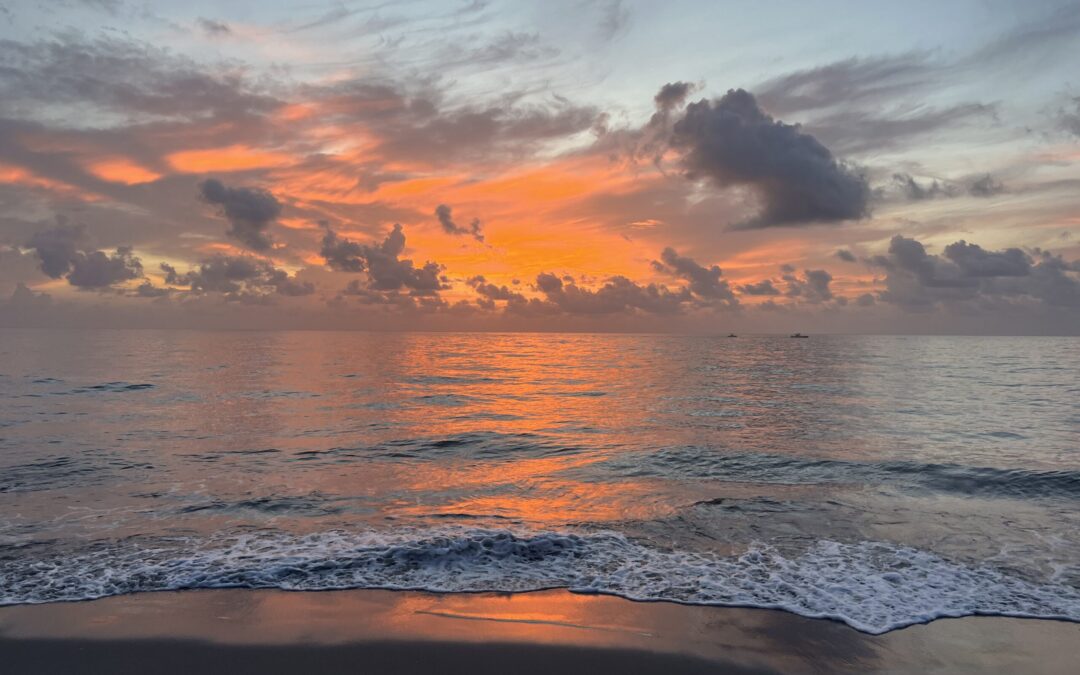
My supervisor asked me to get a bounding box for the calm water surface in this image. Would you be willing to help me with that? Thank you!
[1,330,1077,633]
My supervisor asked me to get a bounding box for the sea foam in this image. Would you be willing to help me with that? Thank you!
[2,528,1078,634]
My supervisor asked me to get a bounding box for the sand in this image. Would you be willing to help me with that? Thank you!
[1,589,1078,674]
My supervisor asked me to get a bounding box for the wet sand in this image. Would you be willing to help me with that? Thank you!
[1,589,1077,674]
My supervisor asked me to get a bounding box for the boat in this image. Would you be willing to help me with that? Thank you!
[789,333,809,338]
[726,333,737,338]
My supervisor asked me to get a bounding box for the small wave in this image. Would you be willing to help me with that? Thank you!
[288,432,581,464]
[591,447,1080,500]
[1,528,1078,634]
[0,455,152,493]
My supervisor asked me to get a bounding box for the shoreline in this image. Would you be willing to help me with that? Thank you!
[2,589,1078,673]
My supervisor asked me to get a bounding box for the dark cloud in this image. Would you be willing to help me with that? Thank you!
[161,255,313,300]
[320,228,367,273]
[870,235,1080,310]
[198,179,281,251]
[0,34,278,124]
[466,275,528,311]
[321,225,448,297]
[26,224,143,289]
[968,174,1005,197]
[654,82,695,112]
[836,249,857,263]
[531,272,692,315]
[943,241,1031,278]
[888,172,1004,202]
[738,279,781,296]
[197,18,232,37]
[434,204,484,242]
[782,268,834,303]
[668,89,870,228]
[651,247,737,305]
[892,172,958,201]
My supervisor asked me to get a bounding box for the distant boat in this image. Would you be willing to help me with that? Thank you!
[726,333,737,338]
[790,333,809,338]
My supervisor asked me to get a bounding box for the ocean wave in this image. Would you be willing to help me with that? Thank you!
[588,447,1080,500]
[2,528,1078,634]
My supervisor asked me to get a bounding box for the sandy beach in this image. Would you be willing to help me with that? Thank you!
[1,589,1078,674]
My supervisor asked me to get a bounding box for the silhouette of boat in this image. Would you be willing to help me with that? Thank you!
[726,333,737,338]
[789,333,809,338]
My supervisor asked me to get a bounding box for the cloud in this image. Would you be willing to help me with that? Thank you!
[161,254,313,300]
[322,225,448,297]
[0,34,278,124]
[804,103,994,156]
[1059,96,1080,136]
[836,249,857,262]
[434,204,484,242]
[782,268,834,303]
[943,240,1031,277]
[311,79,599,165]
[889,172,1005,201]
[320,227,368,273]
[757,53,934,117]
[531,272,692,315]
[654,81,695,113]
[667,88,870,228]
[198,179,281,251]
[968,174,1005,197]
[196,18,231,37]
[651,247,737,305]
[892,172,958,201]
[869,235,1080,310]
[738,279,781,296]
[26,223,143,289]
[597,0,631,41]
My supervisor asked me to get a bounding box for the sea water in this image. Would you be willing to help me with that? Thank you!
[1,330,1077,633]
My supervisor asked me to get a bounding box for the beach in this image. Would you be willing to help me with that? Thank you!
[2,589,1078,674]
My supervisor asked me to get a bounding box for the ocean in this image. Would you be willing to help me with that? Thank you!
[1,329,1077,634]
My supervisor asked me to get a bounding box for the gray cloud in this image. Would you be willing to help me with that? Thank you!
[892,172,958,201]
[943,240,1031,278]
[26,224,143,289]
[782,268,834,303]
[0,34,278,124]
[310,80,599,165]
[196,18,231,37]
[161,255,313,300]
[1059,97,1080,136]
[532,272,692,316]
[654,81,695,113]
[870,235,1080,310]
[807,103,994,156]
[320,227,367,273]
[434,204,484,242]
[968,174,1005,197]
[836,249,857,263]
[651,247,737,305]
[668,88,870,228]
[758,53,934,117]
[738,279,781,296]
[198,179,281,251]
[322,225,447,297]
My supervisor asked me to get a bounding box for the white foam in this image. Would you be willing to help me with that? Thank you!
[2,528,1078,634]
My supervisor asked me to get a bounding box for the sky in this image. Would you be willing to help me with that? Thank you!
[1,0,1079,333]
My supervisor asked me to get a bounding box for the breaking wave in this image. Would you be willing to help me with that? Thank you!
[2,527,1078,634]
